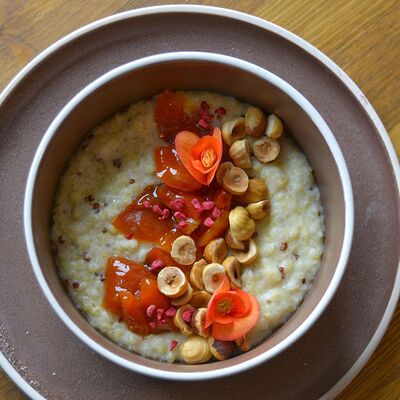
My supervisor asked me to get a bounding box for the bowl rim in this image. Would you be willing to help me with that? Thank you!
[23,51,354,380]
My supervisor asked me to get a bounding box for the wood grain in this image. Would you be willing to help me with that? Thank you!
[0,0,399,398]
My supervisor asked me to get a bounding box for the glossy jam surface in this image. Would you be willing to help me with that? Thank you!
[155,145,202,192]
[154,91,199,143]
[104,256,172,335]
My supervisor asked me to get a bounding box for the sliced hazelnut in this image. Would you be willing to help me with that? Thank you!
[171,283,194,307]
[208,337,235,360]
[235,336,251,352]
[204,238,228,264]
[157,266,188,298]
[180,335,212,364]
[238,178,268,204]
[246,200,270,220]
[229,139,252,169]
[173,304,195,335]
[190,290,212,308]
[245,106,266,138]
[234,239,258,265]
[171,235,196,265]
[225,229,245,250]
[216,161,235,185]
[191,308,209,338]
[222,167,249,195]
[221,117,246,145]
[222,256,241,288]
[189,258,207,290]
[229,206,255,241]
[265,114,283,139]
[253,137,280,163]
[202,263,226,293]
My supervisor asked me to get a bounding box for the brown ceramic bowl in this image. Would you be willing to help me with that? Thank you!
[24,52,353,380]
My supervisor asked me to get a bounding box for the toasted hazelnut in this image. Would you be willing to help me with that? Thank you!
[202,263,226,293]
[180,335,212,364]
[191,308,209,337]
[174,304,195,335]
[171,235,196,265]
[157,266,188,298]
[229,139,252,169]
[222,167,249,195]
[265,114,283,139]
[253,137,280,163]
[204,238,228,264]
[229,206,255,241]
[238,178,268,204]
[189,259,207,290]
[234,239,258,265]
[225,229,245,250]
[208,337,235,360]
[221,117,246,145]
[235,336,251,352]
[171,283,194,307]
[190,290,212,308]
[245,106,266,138]
[216,161,235,185]
[246,200,270,220]
[223,256,241,288]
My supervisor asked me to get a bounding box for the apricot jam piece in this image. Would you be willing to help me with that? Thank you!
[145,247,192,276]
[154,145,202,192]
[154,91,199,143]
[104,256,171,336]
[113,185,174,243]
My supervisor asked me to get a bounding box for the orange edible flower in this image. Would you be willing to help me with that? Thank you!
[175,127,223,185]
[205,276,260,341]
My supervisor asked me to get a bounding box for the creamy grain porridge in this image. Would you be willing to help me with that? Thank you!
[51,91,324,363]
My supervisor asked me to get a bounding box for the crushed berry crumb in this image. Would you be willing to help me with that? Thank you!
[143,200,152,209]
[280,242,288,251]
[112,158,122,168]
[146,304,157,317]
[182,309,193,323]
[129,178,136,184]
[84,194,94,202]
[211,207,221,219]
[203,217,214,227]
[124,232,133,240]
[202,201,215,210]
[72,282,80,289]
[215,107,226,115]
[174,211,187,220]
[156,308,165,321]
[170,340,178,351]
[177,220,188,229]
[279,266,286,279]
[160,209,170,220]
[58,236,65,244]
[165,307,177,317]
[150,259,164,274]
[200,101,210,110]
[169,198,185,210]
[148,321,157,329]
[197,118,210,129]
[191,198,203,211]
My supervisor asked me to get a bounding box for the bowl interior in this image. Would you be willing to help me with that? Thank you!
[28,57,346,375]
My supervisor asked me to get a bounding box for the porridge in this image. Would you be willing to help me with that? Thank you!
[51,91,324,363]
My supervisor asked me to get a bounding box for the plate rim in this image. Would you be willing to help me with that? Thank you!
[0,5,399,400]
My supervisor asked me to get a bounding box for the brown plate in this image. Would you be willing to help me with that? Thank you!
[0,6,399,400]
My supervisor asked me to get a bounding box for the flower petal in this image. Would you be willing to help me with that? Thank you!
[205,275,231,328]
[175,131,207,185]
[211,293,260,341]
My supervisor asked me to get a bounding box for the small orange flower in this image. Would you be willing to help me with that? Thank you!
[175,127,223,185]
[205,276,260,341]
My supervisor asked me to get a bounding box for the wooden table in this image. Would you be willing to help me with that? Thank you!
[0,1,399,398]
